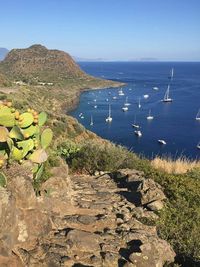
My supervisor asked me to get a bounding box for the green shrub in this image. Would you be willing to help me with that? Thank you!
[67,140,142,174]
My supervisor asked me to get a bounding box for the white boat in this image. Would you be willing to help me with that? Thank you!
[162,84,173,102]
[105,98,109,102]
[124,97,131,106]
[134,130,142,137]
[147,109,154,120]
[163,68,174,102]
[122,106,128,112]
[143,94,149,99]
[132,116,140,128]
[106,104,112,122]
[197,142,200,149]
[112,96,117,100]
[118,88,125,96]
[138,97,141,108]
[80,115,84,119]
[158,139,166,145]
[90,115,93,126]
[195,109,200,120]
[153,86,159,90]
[94,105,97,109]
[79,112,83,117]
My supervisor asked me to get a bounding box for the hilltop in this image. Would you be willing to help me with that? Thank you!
[0,44,88,83]
[0,44,123,113]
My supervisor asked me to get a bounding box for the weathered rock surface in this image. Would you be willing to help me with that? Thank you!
[0,166,175,266]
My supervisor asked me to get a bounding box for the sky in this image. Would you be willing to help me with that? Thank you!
[0,0,200,61]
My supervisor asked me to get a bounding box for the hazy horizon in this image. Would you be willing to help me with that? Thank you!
[1,0,199,61]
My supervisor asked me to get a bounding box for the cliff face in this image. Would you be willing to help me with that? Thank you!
[0,44,87,82]
[0,164,175,267]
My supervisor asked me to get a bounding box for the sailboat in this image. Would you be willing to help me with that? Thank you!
[163,68,174,102]
[162,84,173,102]
[134,130,142,137]
[147,109,154,120]
[132,115,140,128]
[158,139,167,145]
[106,104,112,122]
[124,97,131,106]
[138,97,141,108]
[195,109,200,120]
[197,142,200,149]
[118,88,125,96]
[90,115,94,126]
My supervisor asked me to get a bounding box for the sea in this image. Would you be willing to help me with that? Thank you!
[70,62,200,160]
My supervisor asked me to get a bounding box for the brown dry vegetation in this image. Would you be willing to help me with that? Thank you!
[151,156,200,174]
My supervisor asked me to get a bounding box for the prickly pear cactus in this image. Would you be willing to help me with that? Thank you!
[0,100,53,177]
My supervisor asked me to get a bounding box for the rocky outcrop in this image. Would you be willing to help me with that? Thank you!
[0,166,175,266]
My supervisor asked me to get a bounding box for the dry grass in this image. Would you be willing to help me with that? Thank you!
[151,156,200,174]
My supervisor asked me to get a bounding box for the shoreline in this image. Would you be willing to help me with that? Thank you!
[65,80,125,113]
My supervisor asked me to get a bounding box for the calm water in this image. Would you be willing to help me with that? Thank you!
[70,62,200,159]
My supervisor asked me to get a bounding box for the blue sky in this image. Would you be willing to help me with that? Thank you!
[0,0,200,61]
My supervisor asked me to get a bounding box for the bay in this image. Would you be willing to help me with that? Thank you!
[70,62,200,159]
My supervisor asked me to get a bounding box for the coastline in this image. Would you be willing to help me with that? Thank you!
[66,80,125,113]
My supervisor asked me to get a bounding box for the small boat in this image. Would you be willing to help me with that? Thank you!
[80,115,84,119]
[197,142,200,149]
[143,94,149,99]
[106,104,112,122]
[138,97,141,108]
[158,140,167,145]
[124,97,131,106]
[118,88,125,96]
[122,106,128,112]
[132,115,140,128]
[105,98,109,102]
[134,130,142,137]
[195,109,200,120]
[147,109,154,120]
[153,86,159,90]
[112,96,117,100]
[79,113,83,117]
[90,115,93,126]
[162,84,173,102]
[94,105,97,109]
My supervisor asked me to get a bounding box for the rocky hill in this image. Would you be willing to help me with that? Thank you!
[0,44,89,83]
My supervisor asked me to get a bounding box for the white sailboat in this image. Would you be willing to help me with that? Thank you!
[106,104,112,122]
[143,94,149,99]
[158,139,167,145]
[132,115,140,128]
[138,97,141,108]
[147,109,154,120]
[124,97,131,106]
[134,130,142,137]
[162,84,173,102]
[153,86,159,90]
[197,142,200,149]
[195,109,200,120]
[118,88,125,96]
[122,106,128,112]
[90,115,94,126]
[163,68,174,102]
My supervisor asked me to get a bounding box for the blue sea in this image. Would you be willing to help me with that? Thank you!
[70,62,200,159]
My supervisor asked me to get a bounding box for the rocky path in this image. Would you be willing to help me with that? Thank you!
[0,165,175,267]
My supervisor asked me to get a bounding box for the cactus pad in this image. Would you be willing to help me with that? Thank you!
[0,127,9,142]
[41,128,53,149]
